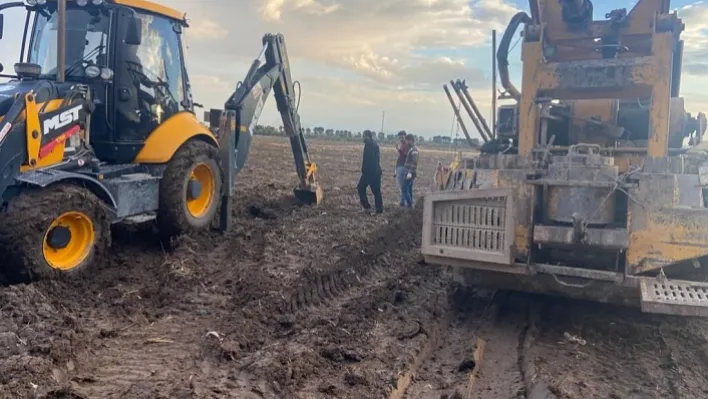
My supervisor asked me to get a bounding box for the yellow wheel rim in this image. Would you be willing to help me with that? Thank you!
[42,211,95,271]
[186,162,216,218]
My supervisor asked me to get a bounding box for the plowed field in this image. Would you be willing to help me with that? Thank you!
[2,136,708,399]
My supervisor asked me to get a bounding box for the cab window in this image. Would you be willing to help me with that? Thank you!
[124,12,185,127]
[29,5,111,78]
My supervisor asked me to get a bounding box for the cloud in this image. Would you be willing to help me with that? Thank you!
[156,0,516,136]
[662,2,708,116]
[280,75,497,135]
[165,0,516,80]
[340,52,486,90]
[261,0,340,21]
[186,18,229,41]
[256,0,516,59]
[678,2,708,52]
[683,63,708,76]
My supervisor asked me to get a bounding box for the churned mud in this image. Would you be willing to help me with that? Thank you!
[1,136,708,399]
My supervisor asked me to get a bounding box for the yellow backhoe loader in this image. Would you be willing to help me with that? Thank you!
[423,0,708,317]
[0,0,322,279]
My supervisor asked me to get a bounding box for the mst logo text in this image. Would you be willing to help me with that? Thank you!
[42,105,82,135]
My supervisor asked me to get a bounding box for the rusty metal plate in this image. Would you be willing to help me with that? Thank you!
[640,279,708,317]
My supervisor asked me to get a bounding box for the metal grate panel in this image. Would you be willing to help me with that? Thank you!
[422,188,515,265]
[640,279,708,317]
[432,198,507,251]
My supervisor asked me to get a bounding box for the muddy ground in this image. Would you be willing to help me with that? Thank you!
[2,136,708,399]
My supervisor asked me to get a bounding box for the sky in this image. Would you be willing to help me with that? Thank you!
[1,0,708,139]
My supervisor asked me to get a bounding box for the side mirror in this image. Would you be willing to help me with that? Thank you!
[0,14,5,40]
[125,14,142,45]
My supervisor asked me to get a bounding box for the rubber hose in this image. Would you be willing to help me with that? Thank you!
[497,11,532,102]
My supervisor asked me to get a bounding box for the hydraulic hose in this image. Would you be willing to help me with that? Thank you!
[497,11,531,102]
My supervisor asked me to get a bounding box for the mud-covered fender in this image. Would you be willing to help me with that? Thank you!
[14,169,118,217]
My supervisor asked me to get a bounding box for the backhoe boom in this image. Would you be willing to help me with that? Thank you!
[214,33,323,230]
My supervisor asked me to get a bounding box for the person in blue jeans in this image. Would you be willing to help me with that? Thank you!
[394,131,409,206]
[402,134,419,208]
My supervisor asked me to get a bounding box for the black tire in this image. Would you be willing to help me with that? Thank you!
[0,184,111,280]
[157,139,223,237]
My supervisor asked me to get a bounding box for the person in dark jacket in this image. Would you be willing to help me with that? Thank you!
[358,130,383,214]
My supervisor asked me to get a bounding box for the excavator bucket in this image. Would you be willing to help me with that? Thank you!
[294,161,323,205]
[294,183,323,205]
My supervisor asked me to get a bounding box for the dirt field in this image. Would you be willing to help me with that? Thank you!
[2,136,708,399]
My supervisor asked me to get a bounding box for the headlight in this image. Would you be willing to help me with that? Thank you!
[85,65,100,78]
[92,0,105,4]
[100,67,113,80]
[76,0,88,6]
[36,0,47,4]
[26,0,38,6]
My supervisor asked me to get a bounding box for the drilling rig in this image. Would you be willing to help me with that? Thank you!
[422,0,708,316]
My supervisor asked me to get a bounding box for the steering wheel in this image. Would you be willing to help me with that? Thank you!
[126,60,170,90]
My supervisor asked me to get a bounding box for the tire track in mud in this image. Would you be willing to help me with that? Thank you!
[393,288,495,399]
[404,288,708,399]
[229,255,446,398]
[283,253,400,314]
[185,202,434,397]
[69,318,201,399]
[280,204,425,315]
[525,297,708,399]
[390,289,557,399]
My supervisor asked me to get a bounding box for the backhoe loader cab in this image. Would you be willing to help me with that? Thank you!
[0,0,322,280]
[1,0,192,161]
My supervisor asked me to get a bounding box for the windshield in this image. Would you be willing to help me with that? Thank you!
[28,5,110,78]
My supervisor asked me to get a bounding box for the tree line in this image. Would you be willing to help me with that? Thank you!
[252,125,482,146]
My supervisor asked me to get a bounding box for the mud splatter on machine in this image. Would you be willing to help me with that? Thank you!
[423,0,708,316]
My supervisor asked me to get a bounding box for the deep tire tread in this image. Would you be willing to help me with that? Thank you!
[0,184,110,280]
[157,139,223,237]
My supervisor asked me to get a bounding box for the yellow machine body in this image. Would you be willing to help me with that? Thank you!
[0,0,321,279]
[134,112,217,164]
[424,0,708,316]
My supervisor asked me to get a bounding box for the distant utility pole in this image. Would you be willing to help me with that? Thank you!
[380,111,385,133]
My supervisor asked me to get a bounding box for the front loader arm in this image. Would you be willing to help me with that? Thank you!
[0,92,31,200]
[215,33,322,231]
[0,81,91,202]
